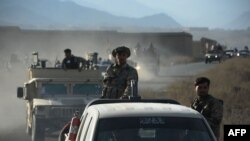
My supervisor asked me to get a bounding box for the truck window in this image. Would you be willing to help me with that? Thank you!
[73,84,101,95]
[41,84,67,95]
[95,117,214,141]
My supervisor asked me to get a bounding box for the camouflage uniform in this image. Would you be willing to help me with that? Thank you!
[102,63,138,99]
[191,94,223,139]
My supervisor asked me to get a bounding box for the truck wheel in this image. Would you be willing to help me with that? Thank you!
[31,115,45,141]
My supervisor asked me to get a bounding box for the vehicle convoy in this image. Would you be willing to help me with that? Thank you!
[61,98,216,141]
[17,52,102,141]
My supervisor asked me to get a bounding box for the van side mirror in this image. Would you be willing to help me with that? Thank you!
[17,87,24,98]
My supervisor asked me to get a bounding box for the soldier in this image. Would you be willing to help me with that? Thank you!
[62,49,85,70]
[191,77,223,141]
[101,46,138,99]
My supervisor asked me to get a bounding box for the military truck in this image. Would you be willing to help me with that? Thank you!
[133,43,160,76]
[204,44,224,64]
[205,50,222,63]
[17,52,102,141]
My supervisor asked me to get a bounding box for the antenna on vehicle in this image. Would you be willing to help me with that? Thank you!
[32,52,39,67]
[31,52,48,68]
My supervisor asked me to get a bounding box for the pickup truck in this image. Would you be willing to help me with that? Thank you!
[61,99,216,141]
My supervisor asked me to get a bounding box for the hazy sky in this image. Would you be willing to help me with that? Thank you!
[71,0,250,28]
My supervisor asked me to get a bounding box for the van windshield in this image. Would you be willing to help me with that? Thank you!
[95,117,214,141]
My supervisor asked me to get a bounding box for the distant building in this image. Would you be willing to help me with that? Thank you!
[0,27,193,57]
[123,32,193,56]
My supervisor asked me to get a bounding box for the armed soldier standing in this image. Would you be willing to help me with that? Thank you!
[102,46,138,99]
[191,77,223,140]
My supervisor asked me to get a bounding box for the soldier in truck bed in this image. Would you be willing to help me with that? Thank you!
[101,46,138,99]
[62,48,85,70]
[191,77,223,141]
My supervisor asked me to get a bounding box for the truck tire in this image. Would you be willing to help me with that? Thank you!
[31,115,45,141]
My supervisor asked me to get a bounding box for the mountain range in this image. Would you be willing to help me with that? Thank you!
[224,11,250,30]
[0,0,181,29]
[0,0,249,30]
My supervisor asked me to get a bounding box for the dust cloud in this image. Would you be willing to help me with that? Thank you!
[0,55,29,140]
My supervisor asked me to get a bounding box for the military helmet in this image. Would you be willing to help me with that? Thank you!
[112,46,131,57]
